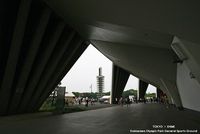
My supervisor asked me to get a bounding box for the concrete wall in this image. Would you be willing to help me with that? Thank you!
[177,62,200,112]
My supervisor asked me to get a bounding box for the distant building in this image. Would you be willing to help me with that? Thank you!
[97,67,104,98]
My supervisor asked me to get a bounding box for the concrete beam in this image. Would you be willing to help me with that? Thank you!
[111,64,130,104]
[156,88,163,98]
[0,0,32,114]
[160,79,182,108]
[28,30,76,111]
[34,40,88,111]
[8,7,52,114]
[0,0,21,83]
[139,80,148,99]
[18,18,65,113]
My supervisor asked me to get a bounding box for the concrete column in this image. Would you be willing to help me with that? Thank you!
[111,64,130,104]
[156,88,163,98]
[160,79,183,109]
[18,18,65,113]
[139,80,148,100]
[0,0,32,115]
[33,40,88,111]
[8,7,51,114]
[28,30,76,111]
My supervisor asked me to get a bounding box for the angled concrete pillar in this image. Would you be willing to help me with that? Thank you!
[139,80,148,100]
[18,17,65,112]
[156,88,163,99]
[8,7,51,114]
[158,85,173,104]
[33,39,88,111]
[0,0,20,84]
[28,30,76,111]
[160,79,183,108]
[156,87,174,104]
[0,0,32,115]
[111,64,130,104]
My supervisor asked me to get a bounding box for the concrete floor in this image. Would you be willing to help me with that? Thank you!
[0,103,200,134]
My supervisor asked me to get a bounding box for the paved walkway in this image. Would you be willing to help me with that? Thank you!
[0,103,200,134]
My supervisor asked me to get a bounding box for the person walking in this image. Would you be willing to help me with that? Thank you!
[119,97,123,106]
[85,97,89,107]
[115,98,118,104]
[126,97,130,107]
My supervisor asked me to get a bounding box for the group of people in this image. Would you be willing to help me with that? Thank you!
[117,97,131,107]
[65,97,96,107]
[115,95,170,108]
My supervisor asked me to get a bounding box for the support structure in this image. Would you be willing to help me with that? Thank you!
[0,0,88,115]
[0,0,32,115]
[111,64,130,104]
[138,80,149,100]
[156,88,163,99]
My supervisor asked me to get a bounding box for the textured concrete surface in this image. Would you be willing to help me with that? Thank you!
[0,103,200,134]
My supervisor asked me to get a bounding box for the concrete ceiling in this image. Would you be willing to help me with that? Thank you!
[45,0,200,45]
[44,0,200,85]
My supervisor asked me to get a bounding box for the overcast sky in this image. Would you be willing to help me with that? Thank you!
[61,45,156,93]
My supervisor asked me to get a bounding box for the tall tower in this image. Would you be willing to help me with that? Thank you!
[97,67,104,98]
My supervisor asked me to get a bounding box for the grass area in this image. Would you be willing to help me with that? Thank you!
[39,103,113,114]
[40,105,87,114]
[39,99,112,114]
[39,101,86,113]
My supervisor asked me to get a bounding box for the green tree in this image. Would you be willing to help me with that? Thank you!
[122,89,137,97]
[145,93,156,98]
